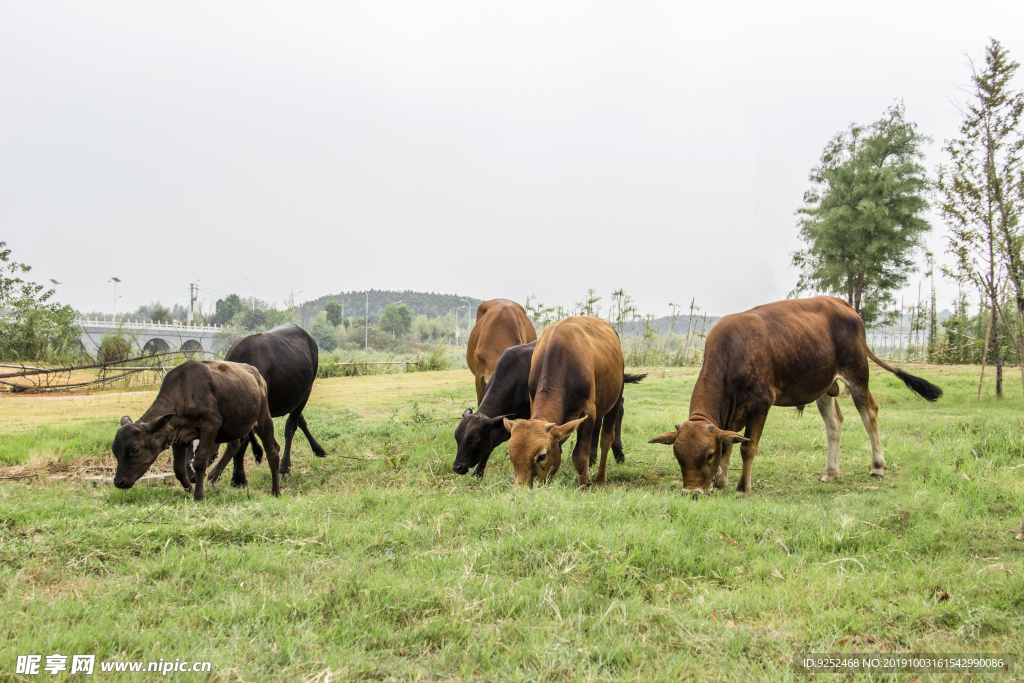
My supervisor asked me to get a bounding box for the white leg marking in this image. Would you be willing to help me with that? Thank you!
[816,395,843,482]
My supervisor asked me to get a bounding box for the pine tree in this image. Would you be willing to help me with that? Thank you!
[791,103,932,324]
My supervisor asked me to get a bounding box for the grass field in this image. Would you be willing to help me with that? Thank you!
[1,365,1023,681]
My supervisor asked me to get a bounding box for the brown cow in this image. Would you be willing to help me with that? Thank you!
[466,299,537,405]
[504,316,629,488]
[649,297,941,495]
[111,360,282,501]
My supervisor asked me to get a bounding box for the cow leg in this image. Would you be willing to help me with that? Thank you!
[230,435,250,487]
[736,412,768,494]
[280,413,298,476]
[817,395,844,482]
[209,439,245,486]
[185,441,197,483]
[715,441,734,490]
[475,374,487,406]
[191,429,222,501]
[297,412,327,457]
[848,385,886,477]
[611,396,626,463]
[570,414,596,489]
[593,413,617,487]
[254,411,282,497]
[588,415,603,467]
[471,449,491,478]
[171,443,192,492]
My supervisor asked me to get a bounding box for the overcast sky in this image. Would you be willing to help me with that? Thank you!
[2,2,1021,319]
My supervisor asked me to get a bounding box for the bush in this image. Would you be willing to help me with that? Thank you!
[308,320,339,352]
[97,331,134,363]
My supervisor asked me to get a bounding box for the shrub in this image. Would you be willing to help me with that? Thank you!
[308,320,339,352]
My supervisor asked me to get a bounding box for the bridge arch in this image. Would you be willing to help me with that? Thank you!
[181,339,204,356]
[142,337,171,355]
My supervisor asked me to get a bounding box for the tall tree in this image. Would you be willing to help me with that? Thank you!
[378,303,412,337]
[324,301,343,328]
[791,102,933,324]
[0,241,79,361]
[940,39,1024,399]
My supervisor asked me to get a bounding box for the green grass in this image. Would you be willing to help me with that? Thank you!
[1,365,1023,681]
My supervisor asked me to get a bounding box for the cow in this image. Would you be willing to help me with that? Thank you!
[201,323,325,486]
[649,296,942,496]
[503,316,637,488]
[466,299,537,405]
[111,360,281,501]
[453,342,644,478]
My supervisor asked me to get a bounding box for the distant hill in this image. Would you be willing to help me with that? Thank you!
[305,290,485,320]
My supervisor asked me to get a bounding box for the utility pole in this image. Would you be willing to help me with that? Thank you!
[365,291,369,350]
[188,282,199,326]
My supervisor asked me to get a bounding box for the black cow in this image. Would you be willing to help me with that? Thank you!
[204,323,326,486]
[453,340,641,478]
[112,360,281,500]
[453,341,536,477]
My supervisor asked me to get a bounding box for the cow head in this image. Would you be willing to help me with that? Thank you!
[452,408,512,475]
[503,416,587,486]
[111,414,174,488]
[649,420,748,495]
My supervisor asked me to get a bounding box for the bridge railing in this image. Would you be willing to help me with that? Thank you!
[75,318,223,333]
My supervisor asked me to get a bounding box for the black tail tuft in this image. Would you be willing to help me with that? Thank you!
[895,370,943,402]
[795,404,805,417]
[623,373,647,384]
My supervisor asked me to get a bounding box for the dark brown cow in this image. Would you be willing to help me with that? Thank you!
[649,297,942,495]
[466,299,537,405]
[111,360,281,500]
[504,316,629,488]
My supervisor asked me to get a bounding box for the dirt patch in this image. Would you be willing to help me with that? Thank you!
[0,453,175,486]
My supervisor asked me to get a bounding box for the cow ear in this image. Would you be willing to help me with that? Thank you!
[717,429,749,444]
[503,418,516,433]
[462,408,473,418]
[145,413,175,434]
[486,414,513,427]
[649,431,677,445]
[120,416,133,426]
[549,416,587,440]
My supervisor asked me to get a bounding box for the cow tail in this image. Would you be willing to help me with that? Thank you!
[866,348,943,401]
[623,373,647,384]
[249,430,264,463]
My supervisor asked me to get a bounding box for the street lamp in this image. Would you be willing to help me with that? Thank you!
[365,291,369,350]
[109,277,121,322]
[462,299,471,335]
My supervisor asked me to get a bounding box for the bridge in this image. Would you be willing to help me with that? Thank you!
[77,319,226,357]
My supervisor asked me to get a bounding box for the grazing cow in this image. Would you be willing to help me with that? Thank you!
[466,299,537,405]
[649,296,942,495]
[504,316,636,488]
[111,360,281,500]
[453,342,643,477]
[203,323,325,485]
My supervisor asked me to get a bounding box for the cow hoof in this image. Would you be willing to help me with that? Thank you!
[231,478,248,488]
[1015,532,1024,542]
[869,468,886,478]
[314,451,327,458]
[820,473,837,483]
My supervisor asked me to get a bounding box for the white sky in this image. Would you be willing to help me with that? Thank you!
[2,1,1021,318]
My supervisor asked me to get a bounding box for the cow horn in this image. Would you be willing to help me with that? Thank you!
[120,416,133,426]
